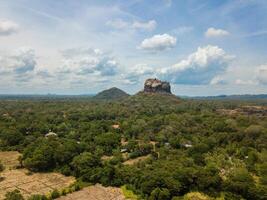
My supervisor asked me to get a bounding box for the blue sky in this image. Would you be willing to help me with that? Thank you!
[0,0,267,95]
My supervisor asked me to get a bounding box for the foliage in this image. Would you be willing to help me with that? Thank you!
[121,185,139,200]
[4,190,24,200]
[0,95,266,199]
[50,189,60,199]
[28,194,48,200]
[0,160,4,172]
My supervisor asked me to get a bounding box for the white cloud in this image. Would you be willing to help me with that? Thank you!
[124,64,154,84]
[0,19,19,36]
[58,47,119,76]
[106,19,157,31]
[106,19,129,29]
[210,76,226,85]
[205,27,230,38]
[255,65,267,84]
[171,26,194,35]
[132,20,157,31]
[139,34,177,52]
[158,45,234,84]
[0,47,36,75]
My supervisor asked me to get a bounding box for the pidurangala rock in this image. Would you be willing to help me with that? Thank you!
[144,78,172,94]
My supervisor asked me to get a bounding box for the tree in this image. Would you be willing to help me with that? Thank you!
[245,125,264,139]
[1,130,24,146]
[23,143,55,171]
[71,152,101,177]
[95,132,120,154]
[224,168,255,199]
[149,188,170,200]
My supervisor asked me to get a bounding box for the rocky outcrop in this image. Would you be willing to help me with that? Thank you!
[144,78,171,94]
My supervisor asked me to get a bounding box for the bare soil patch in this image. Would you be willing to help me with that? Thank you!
[0,151,75,199]
[217,106,267,116]
[0,151,21,169]
[101,155,114,161]
[123,155,151,165]
[57,184,125,200]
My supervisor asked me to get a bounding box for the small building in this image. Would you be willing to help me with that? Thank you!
[112,124,120,129]
[183,143,193,148]
[120,148,128,153]
[164,142,170,146]
[45,131,58,138]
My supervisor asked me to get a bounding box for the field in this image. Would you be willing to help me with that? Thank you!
[0,151,75,199]
[57,184,126,200]
[0,151,21,170]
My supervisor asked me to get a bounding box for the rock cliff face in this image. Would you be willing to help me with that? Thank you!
[144,78,171,94]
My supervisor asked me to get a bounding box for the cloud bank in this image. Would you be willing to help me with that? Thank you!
[158,45,234,84]
[59,48,119,76]
[0,47,36,75]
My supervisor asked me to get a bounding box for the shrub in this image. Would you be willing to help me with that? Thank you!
[50,189,60,199]
[4,189,24,200]
[28,194,48,200]
[0,160,4,172]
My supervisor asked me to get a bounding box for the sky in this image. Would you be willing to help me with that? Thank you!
[0,0,267,96]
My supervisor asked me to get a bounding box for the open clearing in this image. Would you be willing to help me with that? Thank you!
[57,184,125,200]
[0,151,21,169]
[123,155,151,165]
[0,151,75,199]
[217,105,267,116]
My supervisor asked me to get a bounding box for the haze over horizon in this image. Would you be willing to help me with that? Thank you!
[0,0,267,96]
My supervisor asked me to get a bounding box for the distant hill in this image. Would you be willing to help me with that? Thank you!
[93,87,130,100]
[185,94,267,100]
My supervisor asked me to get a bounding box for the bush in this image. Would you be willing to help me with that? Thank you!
[4,189,24,200]
[149,188,171,200]
[0,160,4,172]
[50,189,60,199]
[182,192,212,200]
[28,194,48,200]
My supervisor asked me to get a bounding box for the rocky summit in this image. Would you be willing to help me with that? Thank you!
[144,78,172,94]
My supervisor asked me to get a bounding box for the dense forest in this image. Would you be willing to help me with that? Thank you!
[0,93,266,200]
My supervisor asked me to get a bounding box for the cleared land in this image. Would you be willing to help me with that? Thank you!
[217,105,267,116]
[0,151,75,199]
[57,184,126,200]
[0,151,21,169]
[123,155,151,165]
